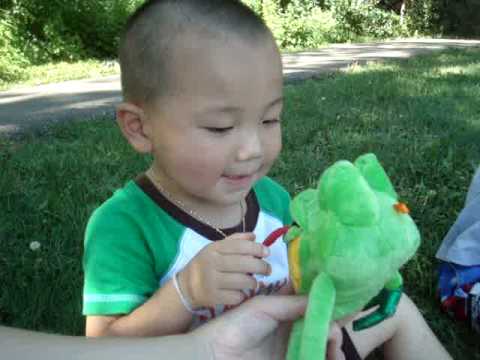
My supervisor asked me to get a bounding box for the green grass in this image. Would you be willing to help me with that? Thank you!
[1,48,480,358]
[0,60,119,91]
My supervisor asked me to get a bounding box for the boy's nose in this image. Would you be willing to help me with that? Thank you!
[236,132,262,161]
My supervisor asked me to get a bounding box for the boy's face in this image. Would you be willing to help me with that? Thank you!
[146,33,283,208]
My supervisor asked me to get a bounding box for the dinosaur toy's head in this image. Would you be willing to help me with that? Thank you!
[285,153,420,319]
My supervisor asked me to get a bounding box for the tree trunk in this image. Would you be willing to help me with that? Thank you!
[400,0,407,25]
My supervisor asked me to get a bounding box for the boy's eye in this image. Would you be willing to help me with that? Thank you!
[204,127,234,133]
[263,119,280,125]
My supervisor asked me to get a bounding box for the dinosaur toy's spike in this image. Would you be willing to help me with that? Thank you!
[394,202,410,214]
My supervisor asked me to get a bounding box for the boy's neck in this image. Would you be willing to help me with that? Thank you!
[146,168,246,230]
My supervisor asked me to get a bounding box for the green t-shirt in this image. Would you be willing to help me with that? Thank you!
[83,175,291,321]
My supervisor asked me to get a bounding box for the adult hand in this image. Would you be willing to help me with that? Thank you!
[0,293,344,360]
[194,292,346,360]
[194,294,306,360]
[179,232,271,308]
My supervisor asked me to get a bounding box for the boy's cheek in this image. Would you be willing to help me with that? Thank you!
[266,132,282,163]
[170,155,225,186]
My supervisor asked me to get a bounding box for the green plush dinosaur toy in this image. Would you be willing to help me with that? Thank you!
[285,153,421,360]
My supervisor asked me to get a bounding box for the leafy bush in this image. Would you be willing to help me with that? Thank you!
[1,0,143,64]
[245,0,407,49]
[0,12,29,83]
[304,7,339,46]
[242,0,264,14]
[404,0,440,35]
[245,0,338,50]
[361,3,405,38]
[436,0,480,37]
[327,0,406,41]
[280,0,338,49]
[3,0,452,71]
[61,0,141,59]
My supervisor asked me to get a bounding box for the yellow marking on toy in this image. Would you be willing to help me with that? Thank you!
[288,236,302,292]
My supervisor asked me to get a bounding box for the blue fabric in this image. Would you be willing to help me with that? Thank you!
[436,167,480,266]
[438,262,480,301]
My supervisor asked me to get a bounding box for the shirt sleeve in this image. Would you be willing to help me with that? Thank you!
[83,204,158,315]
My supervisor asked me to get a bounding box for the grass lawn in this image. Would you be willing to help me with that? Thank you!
[0,60,119,91]
[1,48,480,358]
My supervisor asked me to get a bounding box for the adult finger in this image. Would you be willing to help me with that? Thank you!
[193,294,308,360]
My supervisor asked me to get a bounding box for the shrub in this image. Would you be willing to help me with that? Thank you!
[280,0,338,49]
[62,0,141,59]
[327,0,406,41]
[242,0,264,14]
[245,0,407,49]
[436,0,480,37]
[0,12,29,82]
[404,0,440,35]
[245,0,338,50]
[2,0,143,64]
[305,7,339,46]
[361,3,405,38]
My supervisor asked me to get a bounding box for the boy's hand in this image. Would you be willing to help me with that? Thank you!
[178,233,271,309]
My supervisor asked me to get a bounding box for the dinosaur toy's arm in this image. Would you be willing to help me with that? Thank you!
[287,273,336,360]
[353,272,403,331]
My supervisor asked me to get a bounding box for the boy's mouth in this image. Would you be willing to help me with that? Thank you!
[224,174,250,180]
[222,173,255,187]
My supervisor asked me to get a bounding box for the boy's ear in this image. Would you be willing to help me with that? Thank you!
[116,102,152,154]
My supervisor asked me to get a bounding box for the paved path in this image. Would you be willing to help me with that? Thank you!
[1,38,480,135]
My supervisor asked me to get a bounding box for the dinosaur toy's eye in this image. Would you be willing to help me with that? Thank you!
[393,202,409,214]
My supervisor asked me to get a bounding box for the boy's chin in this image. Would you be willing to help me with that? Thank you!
[212,188,252,205]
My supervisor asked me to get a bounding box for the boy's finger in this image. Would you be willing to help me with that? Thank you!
[222,232,256,242]
[277,280,294,295]
[220,290,246,306]
[217,238,269,258]
[219,273,257,291]
[218,255,271,275]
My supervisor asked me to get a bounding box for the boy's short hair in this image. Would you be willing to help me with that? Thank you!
[119,0,273,106]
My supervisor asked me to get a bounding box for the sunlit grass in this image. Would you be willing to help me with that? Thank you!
[0,60,119,91]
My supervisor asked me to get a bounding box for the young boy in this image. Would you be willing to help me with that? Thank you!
[84,0,289,337]
[83,1,451,359]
